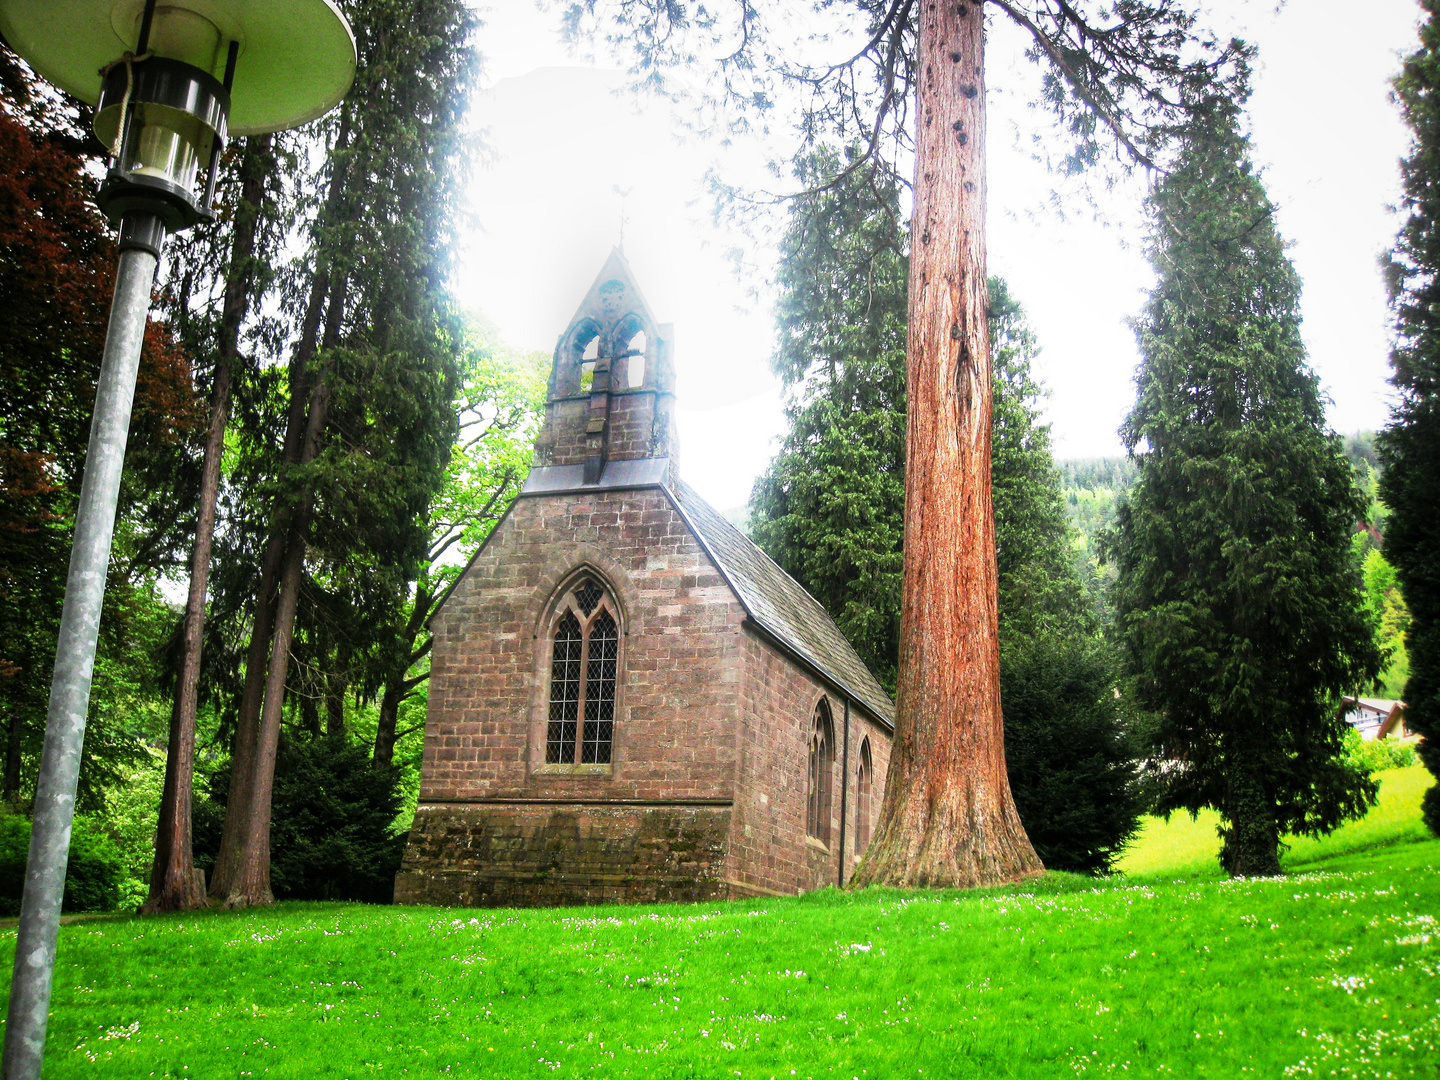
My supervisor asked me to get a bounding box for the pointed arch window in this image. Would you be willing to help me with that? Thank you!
[855,738,874,857]
[806,700,835,845]
[546,576,620,765]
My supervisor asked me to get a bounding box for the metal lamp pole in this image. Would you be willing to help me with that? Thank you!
[3,213,166,1078]
[0,2,355,1075]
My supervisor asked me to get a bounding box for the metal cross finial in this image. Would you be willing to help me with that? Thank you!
[612,184,633,250]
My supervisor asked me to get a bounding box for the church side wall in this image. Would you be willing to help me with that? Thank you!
[727,630,892,896]
[397,487,747,906]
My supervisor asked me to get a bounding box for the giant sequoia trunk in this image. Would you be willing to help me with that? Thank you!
[850,0,1042,889]
[144,137,272,914]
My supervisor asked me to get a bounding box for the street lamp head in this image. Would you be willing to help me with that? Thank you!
[0,0,355,232]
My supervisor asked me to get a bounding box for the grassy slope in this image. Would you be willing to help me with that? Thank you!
[8,770,1437,1079]
[1117,764,1434,880]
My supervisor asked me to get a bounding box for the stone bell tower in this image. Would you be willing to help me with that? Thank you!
[532,250,677,485]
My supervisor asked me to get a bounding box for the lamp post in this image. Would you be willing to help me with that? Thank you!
[0,2,354,1075]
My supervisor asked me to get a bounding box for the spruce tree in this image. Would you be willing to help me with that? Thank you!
[750,150,908,690]
[1381,1,1440,833]
[1109,90,1382,876]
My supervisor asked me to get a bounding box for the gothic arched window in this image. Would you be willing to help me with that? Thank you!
[806,699,835,845]
[855,738,874,857]
[546,576,620,765]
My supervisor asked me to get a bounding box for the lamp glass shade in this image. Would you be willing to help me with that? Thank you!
[124,103,204,190]
[0,0,356,135]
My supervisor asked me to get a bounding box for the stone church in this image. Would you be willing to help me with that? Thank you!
[395,252,894,907]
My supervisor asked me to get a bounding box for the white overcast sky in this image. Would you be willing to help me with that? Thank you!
[454,1,1422,513]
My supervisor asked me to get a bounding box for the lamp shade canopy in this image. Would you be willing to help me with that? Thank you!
[0,0,356,135]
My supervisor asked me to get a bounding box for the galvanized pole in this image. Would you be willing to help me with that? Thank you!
[2,212,165,1080]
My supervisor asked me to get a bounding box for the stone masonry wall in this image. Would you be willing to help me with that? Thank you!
[396,487,747,905]
[606,390,668,461]
[395,803,731,908]
[535,391,669,468]
[726,630,892,896]
[536,397,588,466]
[418,488,746,800]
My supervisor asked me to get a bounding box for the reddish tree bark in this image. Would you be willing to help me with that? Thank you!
[850,0,1042,889]
[144,137,274,914]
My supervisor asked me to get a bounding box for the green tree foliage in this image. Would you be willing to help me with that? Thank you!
[1361,549,1411,700]
[1341,727,1416,777]
[200,0,486,905]
[752,154,1097,684]
[1107,90,1383,876]
[749,151,907,689]
[195,735,406,903]
[751,153,1140,871]
[0,811,125,914]
[0,47,201,809]
[1000,641,1143,874]
[1381,0,1440,834]
[369,321,548,768]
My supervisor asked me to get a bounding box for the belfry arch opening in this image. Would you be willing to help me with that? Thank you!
[579,333,599,392]
[624,329,646,388]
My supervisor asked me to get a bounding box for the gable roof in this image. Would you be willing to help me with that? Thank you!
[666,479,895,728]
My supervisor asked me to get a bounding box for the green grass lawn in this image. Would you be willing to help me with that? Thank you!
[6,768,1437,1079]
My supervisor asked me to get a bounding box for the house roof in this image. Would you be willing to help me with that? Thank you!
[1349,697,1405,714]
[667,479,895,728]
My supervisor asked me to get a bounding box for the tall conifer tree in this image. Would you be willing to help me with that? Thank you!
[1381,1,1440,833]
[575,0,1244,890]
[1108,90,1382,876]
[209,0,480,907]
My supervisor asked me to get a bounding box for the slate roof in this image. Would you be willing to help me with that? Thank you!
[667,479,895,728]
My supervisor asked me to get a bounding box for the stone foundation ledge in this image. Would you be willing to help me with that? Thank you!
[395,801,732,908]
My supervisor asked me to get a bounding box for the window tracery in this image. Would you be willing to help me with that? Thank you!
[806,700,835,845]
[855,738,874,856]
[545,576,620,766]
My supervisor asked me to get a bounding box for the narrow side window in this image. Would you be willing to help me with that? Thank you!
[806,700,834,845]
[855,738,873,857]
